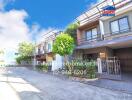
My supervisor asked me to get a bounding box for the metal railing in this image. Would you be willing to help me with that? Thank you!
[77,34,103,45]
[101,57,121,75]
[104,28,132,39]
[36,49,52,56]
[77,28,132,45]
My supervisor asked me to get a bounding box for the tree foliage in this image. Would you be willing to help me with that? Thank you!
[16,56,31,64]
[53,33,75,56]
[18,42,35,56]
[16,42,35,64]
[64,22,79,43]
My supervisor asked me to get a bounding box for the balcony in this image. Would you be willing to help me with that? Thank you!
[104,28,132,40]
[78,28,132,46]
[76,28,132,50]
[77,34,103,45]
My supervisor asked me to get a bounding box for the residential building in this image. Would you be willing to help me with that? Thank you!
[35,30,63,71]
[75,0,132,79]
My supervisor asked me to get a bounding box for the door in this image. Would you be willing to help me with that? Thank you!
[114,48,132,73]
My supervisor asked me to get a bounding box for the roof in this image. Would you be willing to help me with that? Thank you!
[76,0,132,26]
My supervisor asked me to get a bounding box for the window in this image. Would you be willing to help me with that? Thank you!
[119,17,129,32]
[92,28,97,39]
[48,43,51,52]
[110,17,129,34]
[86,28,97,40]
[86,30,92,40]
[111,20,119,34]
[38,48,41,54]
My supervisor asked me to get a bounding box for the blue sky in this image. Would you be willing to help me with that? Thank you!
[0,0,99,64]
[5,0,97,29]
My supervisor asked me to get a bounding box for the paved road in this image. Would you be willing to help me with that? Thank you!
[0,67,132,100]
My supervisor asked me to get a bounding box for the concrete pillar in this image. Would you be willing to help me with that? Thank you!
[99,20,105,39]
[77,29,82,45]
[97,58,102,73]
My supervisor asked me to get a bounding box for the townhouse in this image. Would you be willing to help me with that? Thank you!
[74,0,132,79]
[35,30,63,71]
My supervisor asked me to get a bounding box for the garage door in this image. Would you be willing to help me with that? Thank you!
[114,47,132,72]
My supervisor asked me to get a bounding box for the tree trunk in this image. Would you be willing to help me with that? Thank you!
[64,55,68,63]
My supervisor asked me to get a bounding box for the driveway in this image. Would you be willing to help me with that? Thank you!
[0,67,132,100]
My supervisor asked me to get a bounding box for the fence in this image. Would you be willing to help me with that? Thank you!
[98,57,121,80]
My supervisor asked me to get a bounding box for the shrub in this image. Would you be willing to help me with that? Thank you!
[16,56,31,64]
[86,60,96,78]
[36,64,49,71]
[64,59,96,79]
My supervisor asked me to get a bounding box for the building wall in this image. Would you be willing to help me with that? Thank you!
[46,54,54,62]
[73,50,83,59]
[77,21,100,45]
[74,47,113,60]
[103,11,132,39]
[52,54,63,71]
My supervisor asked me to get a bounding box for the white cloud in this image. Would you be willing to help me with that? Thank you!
[0,0,15,10]
[0,9,31,50]
[35,27,55,44]
[0,0,59,64]
[0,9,34,64]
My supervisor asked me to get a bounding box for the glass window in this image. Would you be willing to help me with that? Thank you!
[85,28,98,40]
[86,30,92,40]
[110,17,129,34]
[48,43,51,51]
[119,17,129,32]
[92,28,97,39]
[111,20,119,34]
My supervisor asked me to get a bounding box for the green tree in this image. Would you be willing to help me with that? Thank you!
[16,42,35,64]
[16,56,31,64]
[64,22,79,44]
[53,33,75,62]
[18,42,35,56]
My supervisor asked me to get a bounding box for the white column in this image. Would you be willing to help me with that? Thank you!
[99,20,105,39]
[97,58,102,73]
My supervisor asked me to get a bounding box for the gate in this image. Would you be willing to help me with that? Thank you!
[100,57,121,80]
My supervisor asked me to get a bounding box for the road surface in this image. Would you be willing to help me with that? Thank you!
[0,67,132,100]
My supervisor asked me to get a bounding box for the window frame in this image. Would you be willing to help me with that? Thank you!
[48,43,51,52]
[85,28,98,40]
[110,16,130,34]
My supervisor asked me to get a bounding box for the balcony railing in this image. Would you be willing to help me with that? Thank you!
[77,28,132,46]
[77,34,103,45]
[36,49,53,55]
[104,28,132,39]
